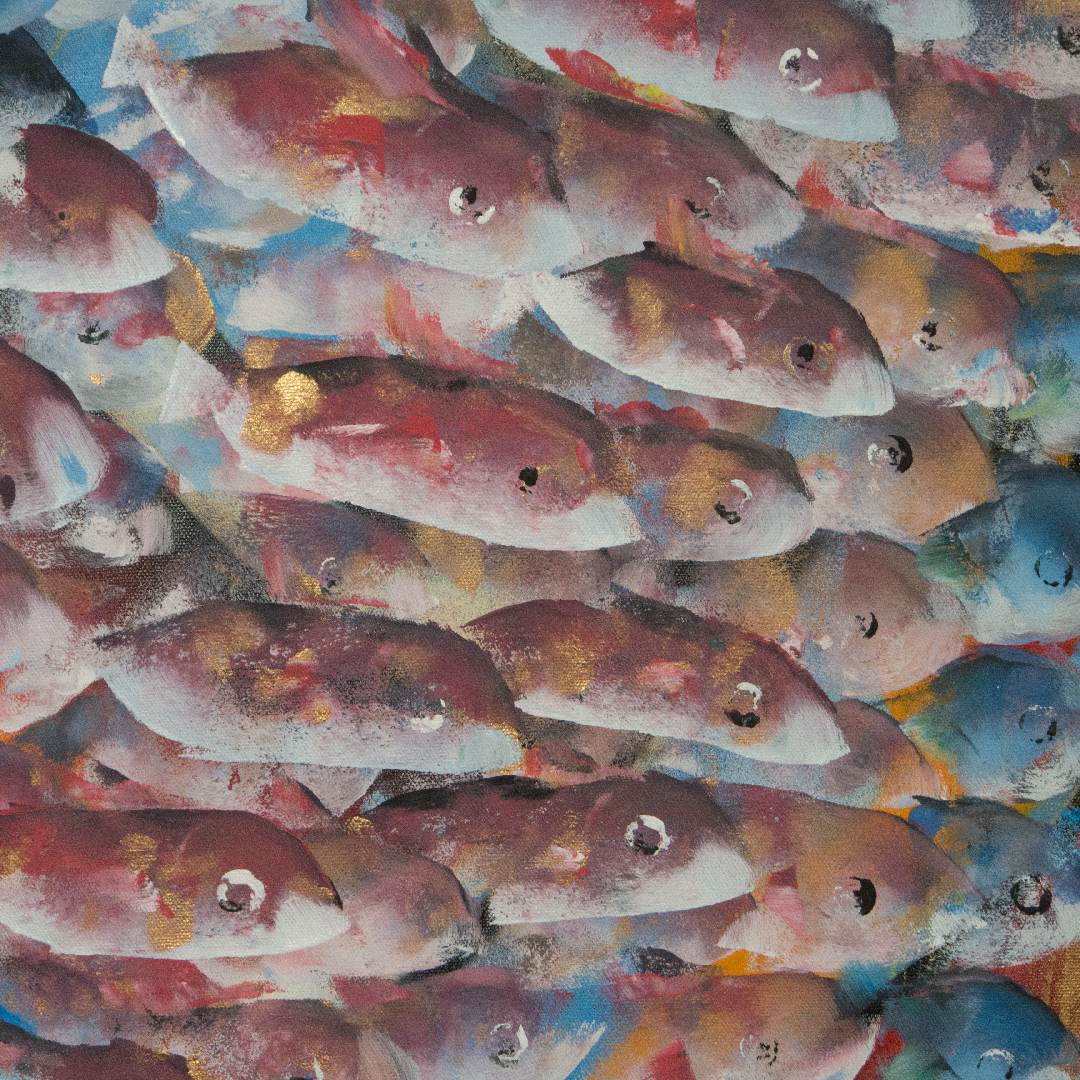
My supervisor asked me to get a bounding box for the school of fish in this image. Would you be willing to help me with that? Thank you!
[0,0,1079,1077]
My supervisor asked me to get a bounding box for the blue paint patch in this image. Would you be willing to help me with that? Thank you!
[145,422,225,492]
[1000,206,1059,234]
[58,450,89,491]
[0,650,22,673]
[0,1002,37,1038]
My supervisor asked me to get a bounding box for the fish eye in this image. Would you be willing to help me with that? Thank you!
[1058,24,1080,56]
[854,612,878,639]
[780,47,802,73]
[686,199,711,219]
[487,1023,529,1066]
[715,502,741,524]
[625,814,673,855]
[1031,160,1055,194]
[1034,553,1074,589]
[78,322,110,345]
[866,435,913,473]
[784,339,828,373]
[796,342,814,366]
[0,475,14,511]
[1017,708,1058,744]
[851,877,876,915]
[779,46,821,91]
[449,185,496,225]
[1011,875,1052,915]
[913,320,943,352]
[217,868,266,913]
[518,466,539,491]
[716,478,753,523]
[725,681,763,728]
[976,1049,1015,1079]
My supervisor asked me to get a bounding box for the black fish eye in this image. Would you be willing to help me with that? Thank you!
[461,185,478,205]
[78,322,110,345]
[785,54,800,71]
[518,466,539,490]
[714,503,741,524]
[855,612,878,639]
[1059,24,1080,55]
[218,897,244,913]
[851,877,876,915]
[686,199,711,219]
[56,211,65,220]
[796,341,815,365]
[920,321,937,337]
[486,1023,528,1066]
[0,475,14,511]
[627,817,667,856]
[725,710,761,728]
[1031,163,1055,193]
[1012,875,1052,915]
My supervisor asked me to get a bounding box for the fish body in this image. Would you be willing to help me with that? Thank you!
[97,600,526,774]
[465,596,847,764]
[361,773,755,922]
[0,807,347,958]
[533,249,894,417]
[886,647,1080,804]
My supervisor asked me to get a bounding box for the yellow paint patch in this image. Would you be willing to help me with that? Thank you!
[978,243,1076,274]
[86,373,106,385]
[626,275,671,347]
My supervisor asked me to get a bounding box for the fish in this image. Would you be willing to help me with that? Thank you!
[916,456,1080,643]
[163,351,642,552]
[2,254,218,412]
[0,124,173,293]
[0,1023,192,1080]
[773,395,999,542]
[548,95,804,259]
[11,680,341,832]
[0,543,96,731]
[0,341,108,523]
[0,807,347,958]
[706,783,982,975]
[532,248,894,417]
[96,600,527,774]
[0,28,91,146]
[732,69,1080,251]
[911,797,1080,968]
[765,207,1026,408]
[105,23,582,276]
[468,0,898,142]
[464,595,848,764]
[878,969,1080,1080]
[341,967,606,1080]
[193,825,480,994]
[647,698,945,812]
[588,971,878,1080]
[618,530,975,701]
[359,773,755,922]
[613,423,815,560]
[884,647,1080,804]
[225,245,528,379]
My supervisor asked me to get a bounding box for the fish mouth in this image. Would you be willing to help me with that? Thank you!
[228,894,350,958]
[805,347,895,418]
[508,492,644,552]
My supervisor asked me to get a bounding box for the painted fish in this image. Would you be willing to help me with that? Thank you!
[96,600,526,774]
[884,647,1080,804]
[164,351,642,552]
[105,24,581,276]
[589,971,878,1080]
[648,698,945,812]
[464,596,848,764]
[773,395,999,542]
[0,124,173,293]
[765,207,1025,408]
[0,1023,191,1080]
[2,254,217,412]
[911,797,1080,968]
[360,773,755,922]
[469,0,898,142]
[341,967,606,1080]
[878,969,1080,1080]
[194,825,480,994]
[613,424,815,560]
[917,457,1080,643]
[706,783,982,975]
[0,807,347,958]
[533,248,894,417]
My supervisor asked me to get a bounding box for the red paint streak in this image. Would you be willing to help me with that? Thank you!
[796,163,843,211]
[387,414,441,452]
[853,1027,905,1080]
[1016,637,1080,662]
[158,896,176,919]
[646,1040,698,1080]
[545,49,699,117]
[623,0,699,52]
[114,311,174,349]
[595,400,711,431]
[990,211,1019,237]
[575,438,596,477]
[316,114,386,175]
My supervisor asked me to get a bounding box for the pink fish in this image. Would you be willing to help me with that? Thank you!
[0,1024,191,1080]
[0,807,348,957]
[464,596,847,764]
[0,124,172,293]
[533,248,894,417]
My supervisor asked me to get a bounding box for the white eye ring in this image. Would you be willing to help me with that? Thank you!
[475,205,496,225]
[800,78,822,93]
[625,814,673,853]
[491,1023,529,1063]
[449,186,467,215]
[806,47,819,60]
[706,175,724,201]
[779,47,801,73]
[731,479,753,505]
[737,682,763,708]
[217,869,266,912]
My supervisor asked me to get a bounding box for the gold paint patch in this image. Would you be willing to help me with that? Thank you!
[120,833,159,873]
[146,888,195,952]
[241,369,323,454]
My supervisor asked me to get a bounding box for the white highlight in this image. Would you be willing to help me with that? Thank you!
[799,78,822,93]
[624,815,673,853]
[807,47,819,60]
[491,1023,529,1064]
[475,204,496,225]
[779,47,801,73]
[448,186,467,216]
[217,869,266,912]
[736,682,764,708]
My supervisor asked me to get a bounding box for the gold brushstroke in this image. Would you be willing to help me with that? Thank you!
[410,524,484,593]
[86,373,106,385]
[0,849,21,877]
[120,834,159,873]
[146,888,195,952]
[244,338,280,370]
[626,276,669,346]
[241,369,322,454]
[165,254,217,353]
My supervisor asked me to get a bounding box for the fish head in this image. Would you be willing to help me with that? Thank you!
[380,110,580,274]
[169,811,347,957]
[623,426,814,560]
